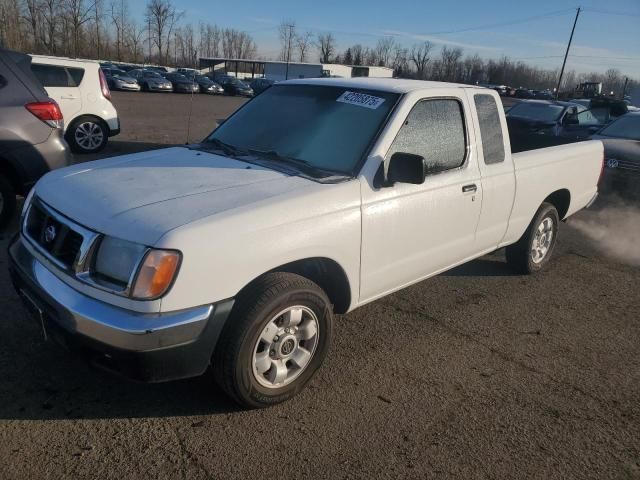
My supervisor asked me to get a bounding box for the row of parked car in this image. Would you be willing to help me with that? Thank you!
[100,63,275,97]
[505,97,639,201]
[480,84,555,99]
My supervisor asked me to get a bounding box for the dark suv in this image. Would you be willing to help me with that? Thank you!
[0,49,70,226]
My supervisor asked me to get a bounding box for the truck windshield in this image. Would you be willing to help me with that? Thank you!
[206,85,399,175]
[507,102,565,122]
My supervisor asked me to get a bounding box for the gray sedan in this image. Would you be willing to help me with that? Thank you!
[129,69,173,92]
[103,68,141,92]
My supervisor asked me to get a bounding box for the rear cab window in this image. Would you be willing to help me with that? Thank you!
[386,98,467,175]
[474,94,505,165]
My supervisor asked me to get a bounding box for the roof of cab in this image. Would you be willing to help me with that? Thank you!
[283,77,486,94]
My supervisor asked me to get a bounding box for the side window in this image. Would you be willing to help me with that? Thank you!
[474,94,505,165]
[31,64,70,87]
[386,99,467,174]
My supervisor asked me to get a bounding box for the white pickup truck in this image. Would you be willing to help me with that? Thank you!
[9,78,603,407]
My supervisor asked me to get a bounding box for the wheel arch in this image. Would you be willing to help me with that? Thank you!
[0,156,24,194]
[543,189,571,220]
[237,257,352,314]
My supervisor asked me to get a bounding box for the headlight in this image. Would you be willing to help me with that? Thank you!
[94,236,146,285]
[92,236,181,299]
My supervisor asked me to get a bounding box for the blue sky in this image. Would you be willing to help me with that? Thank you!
[131,0,640,77]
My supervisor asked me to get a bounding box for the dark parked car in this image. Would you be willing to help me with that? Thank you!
[590,112,640,201]
[250,78,275,95]
[102,68,140,91]
[514,88,534,99]
[162,72,200,93]
[129,69,173,92]
[0,49,70,226]
[506,100,603,151]
[218,76,254,97]
[192,74,224,94]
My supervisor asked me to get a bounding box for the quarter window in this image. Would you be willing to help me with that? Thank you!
[474,94,505,165]
[386,99,467,174]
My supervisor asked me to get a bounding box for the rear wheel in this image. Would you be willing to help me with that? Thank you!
[0,175,17,228]
[506,202,559,274]
[66,116,108,154]
[213,272,333,408]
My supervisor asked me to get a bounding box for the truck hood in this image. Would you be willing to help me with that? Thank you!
[35,147,314,245]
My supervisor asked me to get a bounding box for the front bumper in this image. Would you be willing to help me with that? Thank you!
[115,82,141,91]
[148,84,173,92]
[8,235,234,382]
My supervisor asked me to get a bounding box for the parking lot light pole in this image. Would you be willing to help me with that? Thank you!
[555,7,581,99]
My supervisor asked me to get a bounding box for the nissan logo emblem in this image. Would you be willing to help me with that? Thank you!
[44,225,57,243]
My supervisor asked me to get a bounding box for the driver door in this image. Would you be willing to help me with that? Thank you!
[359,93,483,303]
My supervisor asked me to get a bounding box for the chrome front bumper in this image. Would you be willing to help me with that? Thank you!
[9,235,234,382]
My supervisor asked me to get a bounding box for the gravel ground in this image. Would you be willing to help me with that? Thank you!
[0,91,638,480]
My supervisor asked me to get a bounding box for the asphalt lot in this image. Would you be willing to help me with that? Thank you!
[1,91,639,480]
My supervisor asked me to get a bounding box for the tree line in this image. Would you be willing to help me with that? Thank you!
[0,0,635,95]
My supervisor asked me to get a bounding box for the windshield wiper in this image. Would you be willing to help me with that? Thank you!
[203,138,245,157]
[246,148,345,178]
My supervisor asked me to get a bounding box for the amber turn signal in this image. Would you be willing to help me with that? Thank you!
[132,250,181,299]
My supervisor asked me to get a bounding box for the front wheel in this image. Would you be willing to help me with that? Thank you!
[66,116,108,154]
[506,202,560,274]
[213,272,333,408]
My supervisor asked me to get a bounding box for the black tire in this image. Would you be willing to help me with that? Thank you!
[213,272,333,408]
[66,116,109,154]
[0,175,17,228]
[506,202,560,274]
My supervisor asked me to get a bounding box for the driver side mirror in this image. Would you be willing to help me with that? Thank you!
[387,152,426,184]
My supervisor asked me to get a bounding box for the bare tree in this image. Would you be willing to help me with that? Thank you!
[92,0,102,58]
[375,37,395,67]
[64,0,94,57]
[316,32,335,63]
[22,0,42,52]
[124,20,145,62]
[145,0,182,64]
[439,46,463,81]
[391,44,409,76]
[278,20,295,62]
[110,0,126,60]
[351,44,364,65]
[410,41,432,79]
[295,30,313,62]
[41,0,60,54]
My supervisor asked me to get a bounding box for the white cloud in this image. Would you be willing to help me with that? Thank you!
[382,29,499,52]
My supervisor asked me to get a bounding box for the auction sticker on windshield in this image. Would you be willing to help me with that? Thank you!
[337,91,386,109]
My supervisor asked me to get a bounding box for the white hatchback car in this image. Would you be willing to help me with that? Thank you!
[30,55,120,154]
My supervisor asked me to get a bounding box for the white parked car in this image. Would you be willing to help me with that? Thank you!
[30,55,120,154]
[9,78,603,408]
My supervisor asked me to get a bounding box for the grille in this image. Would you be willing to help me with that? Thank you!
[25,201,85,269]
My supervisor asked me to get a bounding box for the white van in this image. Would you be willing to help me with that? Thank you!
[30,55,120,154]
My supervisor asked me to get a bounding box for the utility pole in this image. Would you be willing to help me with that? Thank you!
[555,7,580,99]
[147,18,151,65]
[621,77,629,100]
[284,23,294,80]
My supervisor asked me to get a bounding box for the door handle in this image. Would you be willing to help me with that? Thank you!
[60,95,76,100]
[462,184,477,193]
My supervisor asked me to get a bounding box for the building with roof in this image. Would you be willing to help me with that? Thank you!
[198,57,393,82]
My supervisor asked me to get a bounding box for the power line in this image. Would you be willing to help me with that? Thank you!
[425,8,576,36]
[582,8,640,18]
